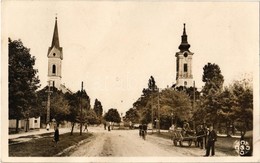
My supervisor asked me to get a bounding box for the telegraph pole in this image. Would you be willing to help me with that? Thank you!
[80,81,83,135]
[46,81,52,125]
[193,81,196,130]
[151,93,154,134]
[157,88,160,133]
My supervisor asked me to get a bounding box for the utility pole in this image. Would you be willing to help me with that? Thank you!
[151,93,154,134]
[157,88,160,133]
[193,81,196,130]
[46,80,53,125]
[80,81,83,135]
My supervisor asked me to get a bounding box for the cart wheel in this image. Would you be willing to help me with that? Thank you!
[173,139,178,146]
[179,140,183,147]
[188,140,192,147]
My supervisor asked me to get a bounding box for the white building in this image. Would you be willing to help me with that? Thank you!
[175,24,194,88]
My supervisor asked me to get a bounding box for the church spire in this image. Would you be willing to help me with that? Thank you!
[51,16,60,48]
[178,23,190,52]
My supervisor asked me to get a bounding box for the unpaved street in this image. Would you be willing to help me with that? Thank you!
[70,126,232,157]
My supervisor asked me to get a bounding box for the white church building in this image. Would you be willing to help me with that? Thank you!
[9,17,71,130]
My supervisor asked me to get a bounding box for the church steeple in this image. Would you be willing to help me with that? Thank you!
[51,17,60,48]
[47,16,63,89]
[175,23,194,88]
[178,23,190,52]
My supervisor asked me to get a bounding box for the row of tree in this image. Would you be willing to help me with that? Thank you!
[9,38,122,133]
[125,63,253,135]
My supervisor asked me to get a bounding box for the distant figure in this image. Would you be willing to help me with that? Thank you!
[129,121,132,129]
[104,122,107,130]
[169,124,175,131]
[108,122,111,131]
[84,123,88,132]
[203,123,208,149]
[196,125,205,149]
[46,123,50,131]
[53,125,59,147]
[204,125,217,157]
[182,122,192,136]
[139,124,142,137]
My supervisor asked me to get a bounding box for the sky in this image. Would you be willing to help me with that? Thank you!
[2,1,259,115]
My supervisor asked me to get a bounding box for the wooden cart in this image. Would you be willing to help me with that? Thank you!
[171,128,198,147]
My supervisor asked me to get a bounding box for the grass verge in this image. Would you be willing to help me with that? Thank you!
[9,132,93,157]
[149,132,239,156]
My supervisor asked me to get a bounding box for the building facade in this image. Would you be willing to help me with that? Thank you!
[47,17,63,89]
[175,24,194,88]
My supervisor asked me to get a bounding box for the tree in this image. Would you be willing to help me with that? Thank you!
[230,79,253,132]
[202,63,224,96]
[157,88,192,128]
[85,109,99,125]
[201,63,224,126]
[104,108,121,123]
[9,38,40,132]
[124,108,140,123]
[37,87,69,124]
[93,99,103,124]
[64,91,80,135]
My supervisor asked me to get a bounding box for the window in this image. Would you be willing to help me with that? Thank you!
[184,81,187,86]
[53,53,56,56]
[52,65,56,74]
[184,64,188,72]
[34,120,37,123]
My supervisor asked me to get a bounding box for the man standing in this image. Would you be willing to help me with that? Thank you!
[204,125,217,156]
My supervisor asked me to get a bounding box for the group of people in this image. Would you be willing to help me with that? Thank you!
[104,121,112,131]
[139,124,148,139]
[195,124,217,157]
[177,122,217,157]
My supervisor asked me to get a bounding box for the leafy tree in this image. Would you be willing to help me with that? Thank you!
[202,63,224,96]
[93,99,103,124]
[230,79,253,132]
[49,89,70,123]
[9,38,40,132]
[85,108,99,125]
[200,63,224,126]
[37,87,69,124]
[64,91,80,135]
[104,108,121,123]
[157,88,192,128]
[124,108,140,123]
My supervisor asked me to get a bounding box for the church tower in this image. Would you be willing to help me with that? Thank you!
[47,17,63,89]
[175,23,194,87]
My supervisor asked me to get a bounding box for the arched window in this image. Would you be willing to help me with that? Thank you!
[184,81,187,86]
[52,65,56,74]
[53,53,56,57]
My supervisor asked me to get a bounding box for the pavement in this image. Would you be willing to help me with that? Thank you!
[9,127,71,140]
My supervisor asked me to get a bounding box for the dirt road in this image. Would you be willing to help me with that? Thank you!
[70,126,231,157]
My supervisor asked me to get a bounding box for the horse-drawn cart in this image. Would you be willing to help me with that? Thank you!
[170,128,199,147]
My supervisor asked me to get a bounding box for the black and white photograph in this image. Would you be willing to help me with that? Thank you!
[1,1,260,162]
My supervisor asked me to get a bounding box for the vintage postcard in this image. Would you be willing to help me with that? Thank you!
[1,0,260,162]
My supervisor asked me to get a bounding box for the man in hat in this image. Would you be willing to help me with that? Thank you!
[204,125,217,156]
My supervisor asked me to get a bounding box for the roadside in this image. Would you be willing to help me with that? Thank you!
[9,128,71,145]
[149,131,239,156]
[9,132,93,156]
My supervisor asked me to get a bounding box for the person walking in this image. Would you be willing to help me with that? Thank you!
[108,122,111,131]
[204,125,217,156]
[84,122,88,132]
[53,124,59,147]
[104,121,107,130]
